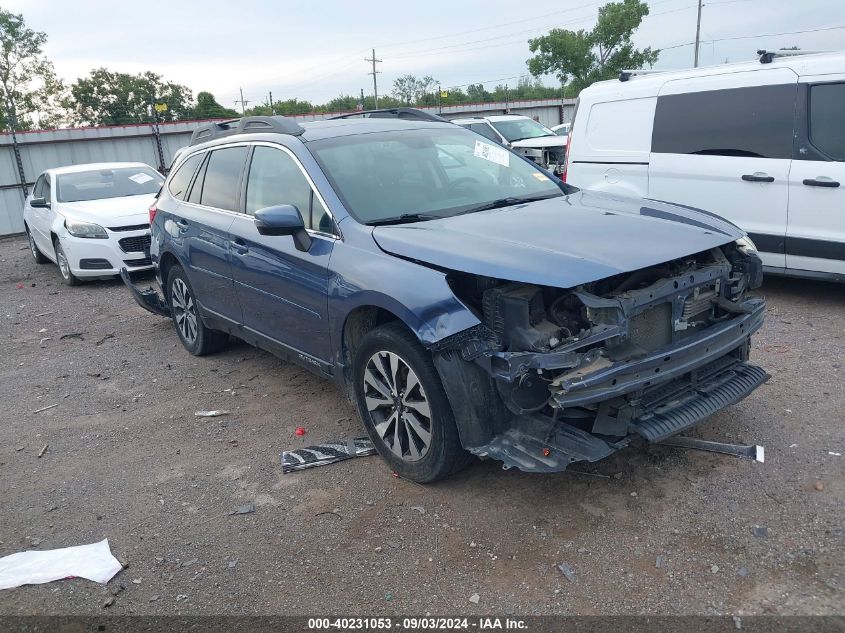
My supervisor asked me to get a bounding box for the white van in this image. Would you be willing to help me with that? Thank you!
[566,50,845,281]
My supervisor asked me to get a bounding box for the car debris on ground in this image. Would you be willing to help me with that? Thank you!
[281,437,378,473]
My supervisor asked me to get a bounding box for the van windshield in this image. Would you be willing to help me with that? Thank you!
[57,167,164,203]
[308,128,563,225]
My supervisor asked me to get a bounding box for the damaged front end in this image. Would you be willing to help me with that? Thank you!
[433,242,769,473]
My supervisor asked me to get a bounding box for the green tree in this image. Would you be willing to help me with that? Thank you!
[0,7,64,131]
[391,74,437,105]
[527,0,658,94]
[65,68,193,126]
[192,91,238,119]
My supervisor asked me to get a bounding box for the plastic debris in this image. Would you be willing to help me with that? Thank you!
[281,437,377,473]
[557,562,577,583]
[37,445,48,458]
[294,427,306,437]
[752,526,768,538]
[32,404,58,414]
[228,504,255,516]
[655,555,665,568]
[0,539,122,591]
[195,410,229,418]
[829,452,842,457]
[469,593,480,604]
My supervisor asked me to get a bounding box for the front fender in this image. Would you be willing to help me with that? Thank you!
[328,239,480,360]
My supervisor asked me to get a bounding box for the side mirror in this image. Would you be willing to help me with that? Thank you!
[30,197,50,209]
[254,204,312,251]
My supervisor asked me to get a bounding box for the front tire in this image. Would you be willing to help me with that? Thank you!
[27,227,48,264]
[53,239,80,286]
[166,265,227,356]
[352,322,472,483]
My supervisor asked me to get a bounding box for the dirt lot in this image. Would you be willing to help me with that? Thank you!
[0,233,843,616]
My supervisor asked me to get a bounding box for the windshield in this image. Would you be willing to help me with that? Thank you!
[57,166,164,203]
[308,128,563,225]
[490,118,555,142]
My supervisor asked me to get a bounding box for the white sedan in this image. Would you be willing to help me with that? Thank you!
[23,162,164,285]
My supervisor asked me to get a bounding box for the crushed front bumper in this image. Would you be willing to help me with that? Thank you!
[467,358,769,473]
[120,268,169,317]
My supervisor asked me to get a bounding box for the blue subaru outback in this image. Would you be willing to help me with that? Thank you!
[124,112,767,482]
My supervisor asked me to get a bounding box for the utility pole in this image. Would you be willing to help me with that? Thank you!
[693,0,703,67]
[268,91,275,115]
[235,87,250,114]
[365,49,382,109]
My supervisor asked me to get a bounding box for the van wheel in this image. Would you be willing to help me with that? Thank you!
[27,228,48,264]
[352,322,472,483]
[53,239,80,286]
[166,265,227,356]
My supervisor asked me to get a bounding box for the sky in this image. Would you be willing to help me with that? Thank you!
[7,0,845,109]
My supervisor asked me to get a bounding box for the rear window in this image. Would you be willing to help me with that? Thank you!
[57,167,163,203]
[652,84,796,159]
[167,153,203,201]
[198,146,249,211]
[809,82,845,161]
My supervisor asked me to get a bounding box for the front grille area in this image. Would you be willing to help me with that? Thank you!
[109,223,150,232]
[118,234,151,254]
[80,258,113,270]
[629,303,673,351]
[123,256,152,267]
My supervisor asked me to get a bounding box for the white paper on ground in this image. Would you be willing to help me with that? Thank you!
[0,539,122,590]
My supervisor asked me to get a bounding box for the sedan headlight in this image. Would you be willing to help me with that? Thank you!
[735,236,758,253]
[65,219,108,239]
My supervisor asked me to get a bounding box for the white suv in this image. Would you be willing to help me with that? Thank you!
[452,114,567,174]
[23,162,163,285]
[566,50,845,282]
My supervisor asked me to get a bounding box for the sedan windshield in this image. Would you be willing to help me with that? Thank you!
[490,118,555,142]
[57,166,164,203]
[308,128,563,225]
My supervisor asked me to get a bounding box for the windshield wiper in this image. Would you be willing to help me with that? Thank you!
[454,192,562,216]
[366,213,442,227]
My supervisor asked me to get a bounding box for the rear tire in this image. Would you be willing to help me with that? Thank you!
[27,227,48,264]
[166,265,227,356]
[352,322,472,483]
[53,239,80,286]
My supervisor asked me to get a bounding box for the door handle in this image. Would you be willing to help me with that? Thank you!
[741,174,775,183]
[802,178,840,188]
[175,219,189,231]
[231,239,249,255]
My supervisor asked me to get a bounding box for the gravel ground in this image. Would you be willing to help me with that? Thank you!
[0,234,842,616]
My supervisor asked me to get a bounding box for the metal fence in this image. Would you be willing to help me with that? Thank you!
[0,98,576,236]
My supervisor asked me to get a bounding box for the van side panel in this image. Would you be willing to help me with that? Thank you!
[648,69,798,269]
[567,97,654,197]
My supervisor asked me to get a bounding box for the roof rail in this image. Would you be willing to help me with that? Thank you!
[329,108,449,123]
[618,68,668,82]
[189,116,305,146]
[758,49,829,64]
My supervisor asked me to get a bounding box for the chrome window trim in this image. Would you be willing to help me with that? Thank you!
[170,141,341,241]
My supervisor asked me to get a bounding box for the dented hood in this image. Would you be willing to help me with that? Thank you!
[371,190,744,288]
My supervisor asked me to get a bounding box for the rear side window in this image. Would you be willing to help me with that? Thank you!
[199,146,249,211]
[167,153,203,200]
[652,84,796,159]
[809,83,845,161]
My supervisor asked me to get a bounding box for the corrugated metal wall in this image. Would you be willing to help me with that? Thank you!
[0,98,576,236]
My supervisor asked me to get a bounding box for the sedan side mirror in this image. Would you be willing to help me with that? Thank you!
[254,204,312,251]
[30,197,50,209]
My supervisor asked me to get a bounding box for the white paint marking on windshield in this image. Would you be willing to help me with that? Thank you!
[128,173,154,184]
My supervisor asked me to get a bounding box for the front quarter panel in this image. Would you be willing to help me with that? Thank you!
[328,218,480,365]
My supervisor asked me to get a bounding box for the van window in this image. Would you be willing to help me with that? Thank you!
[167,153,203,201]
[586,99,655,154]
[652,84,795,159]
[199,146,249,211]
[809,83,845,161]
